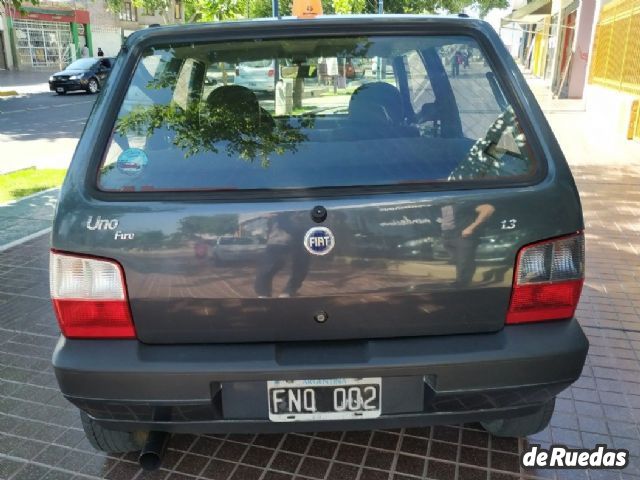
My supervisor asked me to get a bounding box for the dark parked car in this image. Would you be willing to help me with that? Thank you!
[50,15,588,471]
[49,57,114,95]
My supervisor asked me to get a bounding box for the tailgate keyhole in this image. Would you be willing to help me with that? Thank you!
[311,205,327,223]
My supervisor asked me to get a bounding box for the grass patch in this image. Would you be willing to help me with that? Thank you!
[319,87,358,97]
[0,168,67,203]
[292,106,317,115]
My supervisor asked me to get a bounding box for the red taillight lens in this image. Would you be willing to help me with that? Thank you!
[267,69,275,77]
[52,300,135,338]
[50,251,136,339]
[506,232,585,325]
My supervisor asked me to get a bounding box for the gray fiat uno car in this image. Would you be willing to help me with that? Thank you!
[50,15,588,469]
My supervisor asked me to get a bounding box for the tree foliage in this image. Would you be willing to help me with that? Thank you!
[1,0,35,15]
[2,0,505,25]
[185,0,246,22]
[184,0,508,19]
[332,0,365,15]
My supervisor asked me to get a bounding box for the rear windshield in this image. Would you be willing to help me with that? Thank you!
[68,58,98,70]
[98,35,536,193]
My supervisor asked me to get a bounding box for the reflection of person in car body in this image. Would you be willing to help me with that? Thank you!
[441,203,495,286]
[254,212,310,298]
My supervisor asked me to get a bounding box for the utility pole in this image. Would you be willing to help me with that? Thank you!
[273,0,279,88]
[376,0,383,80]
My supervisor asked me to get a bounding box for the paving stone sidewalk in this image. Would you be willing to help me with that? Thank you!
[0,189,59,251]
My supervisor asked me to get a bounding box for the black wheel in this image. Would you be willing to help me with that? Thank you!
[56,90,66,95]
[481,398,555,438]
[80,411,146,453]
[87,78,99,94]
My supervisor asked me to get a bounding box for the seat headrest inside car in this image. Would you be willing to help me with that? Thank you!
[207,85,273,124]
[348,82,403,124]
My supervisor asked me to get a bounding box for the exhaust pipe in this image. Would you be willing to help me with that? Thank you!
[138,431,170,471]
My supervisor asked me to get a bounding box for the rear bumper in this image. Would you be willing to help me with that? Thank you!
[233,79,275,92]
[52,319,588,433]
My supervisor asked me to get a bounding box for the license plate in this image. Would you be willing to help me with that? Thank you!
[56,87,64,92]
[268,378,381,422]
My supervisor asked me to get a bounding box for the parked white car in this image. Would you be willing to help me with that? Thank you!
[234,60,275,93]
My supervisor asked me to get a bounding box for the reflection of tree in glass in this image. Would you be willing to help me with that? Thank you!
[115,85,314,167]
[449,106,530,180]
[147,69,179,91]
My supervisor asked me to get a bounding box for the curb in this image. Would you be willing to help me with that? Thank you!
[0,227,51,253]
[0,91,18,97]
[0,187,59,207]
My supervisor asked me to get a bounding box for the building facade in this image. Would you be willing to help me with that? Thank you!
[588,0,640,140]
[501,0,640,141]
[0,3,91,70]
[501,0,593,98]
[0,0,183,70]
[87,0,184,58]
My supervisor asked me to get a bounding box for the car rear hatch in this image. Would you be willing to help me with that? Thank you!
[53,18,583,344]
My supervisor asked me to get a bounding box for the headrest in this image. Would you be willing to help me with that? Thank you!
[206,84,273,129]
[348,82,403,124]
[207,85,260,113]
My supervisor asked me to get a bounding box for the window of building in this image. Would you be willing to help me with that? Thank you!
[119,2,137,22]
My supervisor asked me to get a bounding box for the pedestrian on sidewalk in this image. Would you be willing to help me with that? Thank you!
[81,44,89,58]
[463,47,471,68]
[97,47,104,57]
[451,50,461,77]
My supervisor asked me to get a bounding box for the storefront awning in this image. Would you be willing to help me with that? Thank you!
[12,6,90,24]
[501,14,549,25]
[501,0,551,25]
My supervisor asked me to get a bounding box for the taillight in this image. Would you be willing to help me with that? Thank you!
[506,232,585,324]
[50,251,136,339]
[267,68,275,77]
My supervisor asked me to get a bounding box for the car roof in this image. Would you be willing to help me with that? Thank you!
[124,14,490,48]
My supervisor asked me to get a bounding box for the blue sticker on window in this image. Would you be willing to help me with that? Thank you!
[117,148,148,176]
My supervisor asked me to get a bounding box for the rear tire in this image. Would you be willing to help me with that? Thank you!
[80,411,146,453]
[56,90,66,95]
[87,78,99,94]
[481,398,555,438]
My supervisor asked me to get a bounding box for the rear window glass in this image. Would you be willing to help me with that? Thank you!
[98,35,536,193]
[68,58,98,70]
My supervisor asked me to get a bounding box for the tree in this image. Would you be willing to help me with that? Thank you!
[0,0,34,15]
[359,0,507,16]
[104,0,172,23]
[258,0,507,17]
[2,0,505,22]
[332,0,365,15]
[185,0,245,22]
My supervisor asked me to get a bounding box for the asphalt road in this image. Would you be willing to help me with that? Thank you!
[0,90,96,173]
